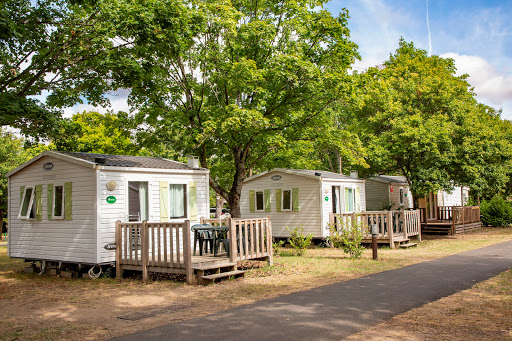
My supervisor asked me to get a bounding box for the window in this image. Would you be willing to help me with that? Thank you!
[169,184,187,218]
[345,187,354,212]
[53,185,64,219]
[400,189,404,205]
[282,189,292,211]
[19,187,35,219]
[255,191,264,211]
[128,181,149,222]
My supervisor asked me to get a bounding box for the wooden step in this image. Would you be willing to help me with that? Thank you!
[399,243,418,248]
[192,262,237,271]
[200,270,245,285]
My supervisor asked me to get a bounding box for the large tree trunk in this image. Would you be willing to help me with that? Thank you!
[215,194,225,218]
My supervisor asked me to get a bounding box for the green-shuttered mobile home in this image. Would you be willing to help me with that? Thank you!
[6,151,209,266]
[240,169,366,239]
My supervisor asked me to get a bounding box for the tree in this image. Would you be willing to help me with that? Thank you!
[51,111,140,155]
[348,39,508,201]
[127,0,359,217]
[0,0,192,138]
[0,130,31,234]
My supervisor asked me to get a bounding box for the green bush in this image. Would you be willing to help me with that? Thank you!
[286,226,313,256]
[272,239,285,256]
[326,221,364,259]
[480,196,512,227]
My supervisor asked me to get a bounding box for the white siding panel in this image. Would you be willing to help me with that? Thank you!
[8,156,97,263]
[321,179,366,237]
[240,172,322,238]
[441,187,464,206]
[97,169,209,263]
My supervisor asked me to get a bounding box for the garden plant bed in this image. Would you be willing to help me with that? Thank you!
[0,228,511,341]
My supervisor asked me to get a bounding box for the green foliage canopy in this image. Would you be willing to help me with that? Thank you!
[124,0,360,216]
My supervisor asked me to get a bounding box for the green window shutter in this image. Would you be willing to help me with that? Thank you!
[355,187,361,212]
[159,181,169,222]
[292,188,300,212]
[35,184,43,221]
[64,182,72,220]
[264,189,271,212]
[189,181,197,220]
[275,189,282,212]
[249,190,255,213]
[47,184,54,220]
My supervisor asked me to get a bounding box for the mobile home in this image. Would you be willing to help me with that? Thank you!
[6,151,209,266]
[365,175,413,211]
[240,169,365,239]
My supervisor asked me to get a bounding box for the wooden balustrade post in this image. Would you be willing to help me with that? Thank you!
[229,217,236,263]
[416,210,422,242]
[183,220,194,284]
[402,210,407,239]
[115,221,122,279]
[266,217,273,266]
[387,211,394,249]
[141,221,149,282]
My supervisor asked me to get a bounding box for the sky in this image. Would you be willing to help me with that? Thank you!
[324,0,512,118]
[65,0,512,119]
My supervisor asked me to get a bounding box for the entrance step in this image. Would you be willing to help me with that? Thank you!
[193,262,237,271]
[200,270,245,285]
[399,243,418,248]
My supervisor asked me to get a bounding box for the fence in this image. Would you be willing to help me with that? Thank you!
[115,221,192,283]
[329,210,422,248]
[201,217,273,264]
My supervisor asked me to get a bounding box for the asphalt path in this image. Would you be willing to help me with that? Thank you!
[111,240,512,341]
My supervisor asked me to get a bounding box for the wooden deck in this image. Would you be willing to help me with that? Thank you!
[420,206,481,234]
[330,210,422,249]
[115,217,273,284]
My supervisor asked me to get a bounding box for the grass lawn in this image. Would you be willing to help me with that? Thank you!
[0,227,511,340]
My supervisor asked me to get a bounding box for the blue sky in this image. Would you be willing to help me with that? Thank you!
[324,0,512,118]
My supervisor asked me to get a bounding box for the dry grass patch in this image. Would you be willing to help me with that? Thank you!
[344,269,512,341]
[0,227,511,340]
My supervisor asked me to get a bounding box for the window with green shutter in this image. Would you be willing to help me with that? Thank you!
[255,191,264,211]
[249,190,255,213]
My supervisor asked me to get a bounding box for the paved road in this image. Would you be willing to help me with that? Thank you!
[112,240,512,341]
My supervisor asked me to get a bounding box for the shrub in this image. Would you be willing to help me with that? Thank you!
[326,221,364,259]
[480,196,512,227]
[286,226,313,256]
[272,240,285,256]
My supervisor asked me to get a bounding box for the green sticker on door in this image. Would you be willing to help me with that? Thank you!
[106,196,116,204]
[325,196,329,201]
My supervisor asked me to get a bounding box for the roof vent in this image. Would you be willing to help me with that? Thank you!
[95,157,106,164]
[187,155,199,168]
[314,172,321,176]
[350,170,359,178]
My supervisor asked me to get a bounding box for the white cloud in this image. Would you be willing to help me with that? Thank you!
[441,52,512,117]
[62,89,131,118]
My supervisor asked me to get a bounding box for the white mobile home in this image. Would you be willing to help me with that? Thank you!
[240,169,365,239]
[6,151,209,265]
[365,175,413,211]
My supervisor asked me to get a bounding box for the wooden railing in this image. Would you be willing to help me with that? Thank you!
[329,210,421,248]
[453,206,480,226]
[115,217,273,283]
[228,218,273,264]
[438,206,453,221]
[201,216,273,264]
[115,221,192,283]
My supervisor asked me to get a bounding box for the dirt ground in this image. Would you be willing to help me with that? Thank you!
[0,228,511,341]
